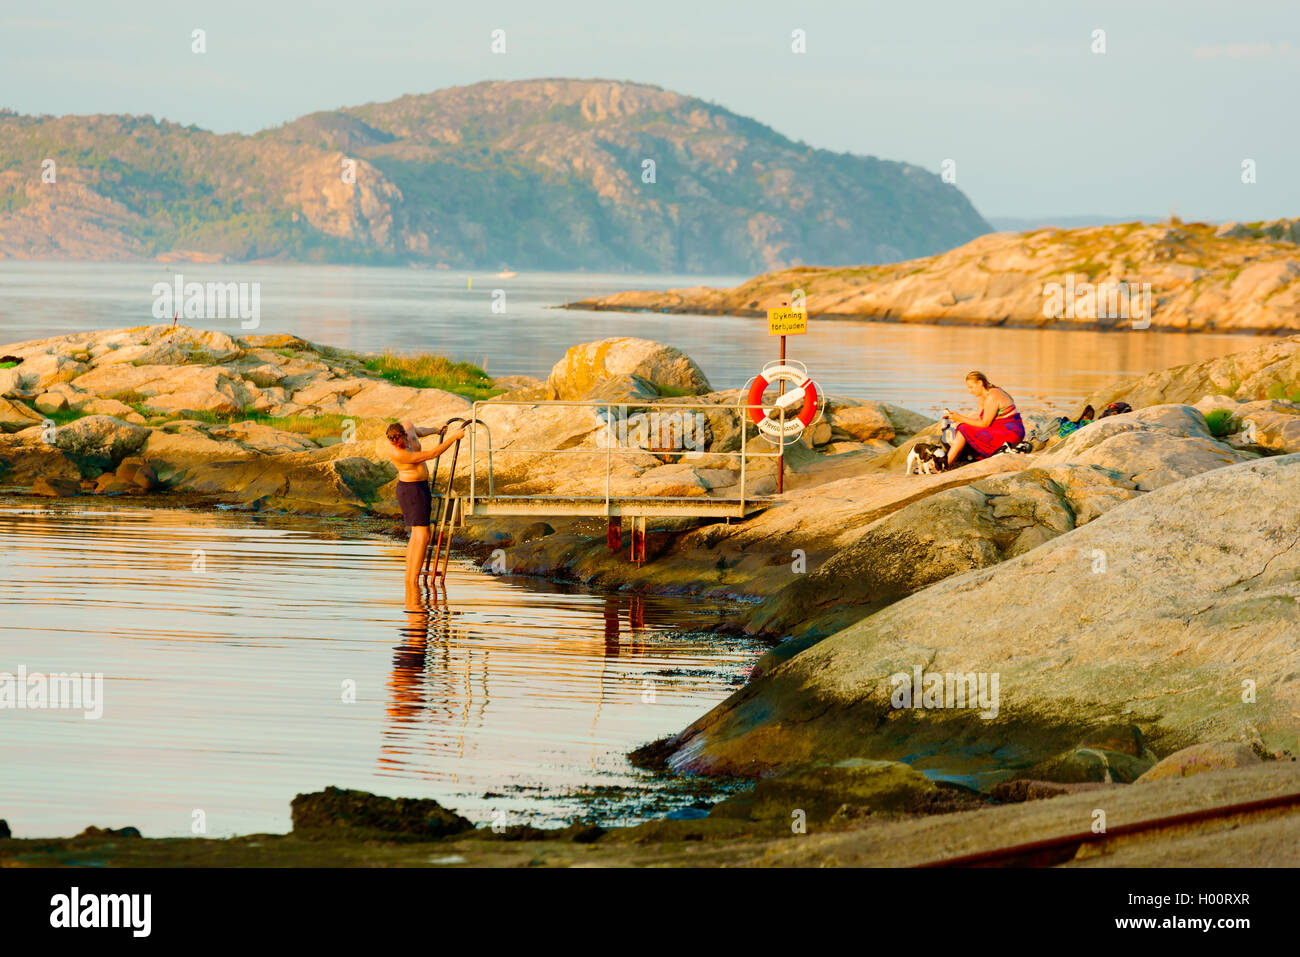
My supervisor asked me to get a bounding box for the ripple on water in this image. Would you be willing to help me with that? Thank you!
[0,503,762,838]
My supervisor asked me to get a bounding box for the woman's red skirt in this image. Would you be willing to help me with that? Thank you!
[957,414,1025,458]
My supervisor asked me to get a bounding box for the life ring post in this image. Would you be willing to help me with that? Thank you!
[778,332,785,493]
[752,303,817,493]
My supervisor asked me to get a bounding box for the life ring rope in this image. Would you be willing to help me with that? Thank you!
[741,361,822,444]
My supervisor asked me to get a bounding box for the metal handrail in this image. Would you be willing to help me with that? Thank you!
[462,398,790,514]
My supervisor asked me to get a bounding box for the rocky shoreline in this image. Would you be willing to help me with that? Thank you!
[3,323,1299,864]
[563,219,1300,334]
[4,758,1298,866]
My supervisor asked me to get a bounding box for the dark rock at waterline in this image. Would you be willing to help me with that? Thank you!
[76,825,142,839]
[474,820,604,843]
[518,521,555,544]
[31,476,81,497]
[94,472,139,495]
[559,822,604,843]
[627,736,676,771]
[488,824,550,842]
[990,779,1116,803]
[116,456,159,491]
[291,787,473,841]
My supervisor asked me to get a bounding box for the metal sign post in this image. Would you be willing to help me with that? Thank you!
[778,332,785,492]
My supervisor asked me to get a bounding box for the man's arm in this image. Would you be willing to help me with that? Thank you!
[409,428,467,462]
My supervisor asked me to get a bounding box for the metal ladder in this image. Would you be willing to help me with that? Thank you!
[422,417,493,585]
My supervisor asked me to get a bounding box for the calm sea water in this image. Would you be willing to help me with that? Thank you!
[0,503,761,838]
[0,262,1264,416]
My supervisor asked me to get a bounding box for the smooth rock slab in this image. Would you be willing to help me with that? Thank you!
[662,454,1300,777]
[826,402,895,442]
[0,397,42,433]
[1137,742,1262,783]
[1037,404,1251,491]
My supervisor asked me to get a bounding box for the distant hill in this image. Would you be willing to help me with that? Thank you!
[0,79,990,272]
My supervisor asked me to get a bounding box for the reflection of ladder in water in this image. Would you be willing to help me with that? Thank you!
[426,399,780,571]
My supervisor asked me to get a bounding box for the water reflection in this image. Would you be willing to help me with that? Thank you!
[0,503,761,837]
[378,588,674,785]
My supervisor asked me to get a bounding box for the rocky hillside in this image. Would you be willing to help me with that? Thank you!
[0,80,989,272]
[570,218,1300,333]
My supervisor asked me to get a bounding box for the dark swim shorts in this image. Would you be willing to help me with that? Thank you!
[396,480,432,527]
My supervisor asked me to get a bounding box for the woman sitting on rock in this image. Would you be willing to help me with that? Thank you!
[942,371,1025,465]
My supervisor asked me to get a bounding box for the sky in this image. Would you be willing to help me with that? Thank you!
[1,0,1297,222]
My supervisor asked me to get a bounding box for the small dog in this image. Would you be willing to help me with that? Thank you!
[906,417,962,476]
[906,443,946,475]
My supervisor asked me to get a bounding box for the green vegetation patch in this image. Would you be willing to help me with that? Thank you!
[253,413,380,442]
[41,407,90,427]
[1203,409,1237,437]
[362,351,502,400]
[1267,382,1300,403]
[138,405,379,443]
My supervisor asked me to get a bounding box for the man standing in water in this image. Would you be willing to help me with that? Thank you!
[385,420,466,598]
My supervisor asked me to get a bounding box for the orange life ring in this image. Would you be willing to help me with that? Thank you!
[746,370,819,429]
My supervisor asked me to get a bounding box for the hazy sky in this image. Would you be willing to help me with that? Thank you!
[2,0,1297,221]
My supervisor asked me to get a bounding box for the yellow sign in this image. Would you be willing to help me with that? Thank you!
[767,308,807,336]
